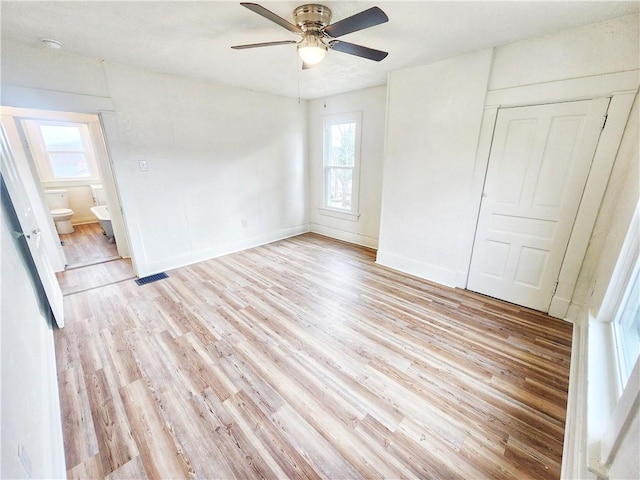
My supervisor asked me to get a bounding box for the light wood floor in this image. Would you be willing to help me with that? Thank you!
[56,222,135,295]
[59,222,119,268]
[55,233,573,479]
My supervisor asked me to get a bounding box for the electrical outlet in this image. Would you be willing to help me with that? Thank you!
[241,219,248,228]
[18,442,32,478]
[138,159,149,171]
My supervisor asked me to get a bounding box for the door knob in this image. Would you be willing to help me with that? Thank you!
[13,228,40,239]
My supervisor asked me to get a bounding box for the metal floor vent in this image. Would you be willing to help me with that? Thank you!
[135,272,168,286]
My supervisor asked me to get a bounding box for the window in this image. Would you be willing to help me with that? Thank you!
[322,112,362,217]
[23,120,99,186]
[613,256,640,391]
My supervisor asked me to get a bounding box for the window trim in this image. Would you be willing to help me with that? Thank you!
[321,111,362,216]
[590,201,640,472]
[612,256,640,393]
[22,119,101,187]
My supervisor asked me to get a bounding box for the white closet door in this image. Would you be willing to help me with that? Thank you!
[468,98,609,312]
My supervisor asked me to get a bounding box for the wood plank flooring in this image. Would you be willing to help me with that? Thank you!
[55,233,573,479]
[56,222,135,295]
[59,222,119,268]
[57,258,136,296]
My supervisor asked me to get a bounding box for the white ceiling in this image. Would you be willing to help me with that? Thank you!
[2,1,638,100]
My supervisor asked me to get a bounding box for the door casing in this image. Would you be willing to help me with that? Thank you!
[467,98,610,313]
[456,70,638,319]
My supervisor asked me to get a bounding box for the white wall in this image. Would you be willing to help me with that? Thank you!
[489,14,639,90]
[377,14,638,292]
[65,185,99,225]
[308,86,386,248]
[101,62,308,275]
[1,200,66,478]
[1,41,309,277]
[376,49,493,285]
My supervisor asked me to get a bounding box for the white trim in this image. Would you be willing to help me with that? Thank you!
[141,223,310,278]
[310,222,378,249]
[463,71,639,319]
[486,70,639,107]
[551,92,637,318]
[321,111,362,216]
[456,105,499,288]
[598,202,640,322]
[21,118,101,185]
[597,201,640,472]
[561,310,592,480]
[1,106,100,123]
[1,84,114,113]
[1,121,65,327]
[0,115,67,272]
[601,358,640,465]
[565,303,582,323]
[548,296,571,317]
[317,207,360,222]
[93,113,132,261]
[376,250,457,287]
[1,90,135,272]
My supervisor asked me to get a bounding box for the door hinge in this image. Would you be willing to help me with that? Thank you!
[601,114,608,130]
[552,281,559,296]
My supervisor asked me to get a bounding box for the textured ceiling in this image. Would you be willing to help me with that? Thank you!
[2,1,638,99]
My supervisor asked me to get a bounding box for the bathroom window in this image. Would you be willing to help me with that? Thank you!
[23,120,100,186]
[321,112,362,218]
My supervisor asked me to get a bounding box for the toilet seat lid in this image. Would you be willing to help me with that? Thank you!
[51,208,73,215]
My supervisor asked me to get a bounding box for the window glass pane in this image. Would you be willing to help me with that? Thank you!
[327,122,355,167]
[327,167,353,210]
[40,125,84,151]
[47,152,91,178]
[616,268,640,387]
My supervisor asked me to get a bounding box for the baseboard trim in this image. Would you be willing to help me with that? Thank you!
[375,250,457,287]
[309,223,379,249]
[139,224,310,277]
[561,308,592,479]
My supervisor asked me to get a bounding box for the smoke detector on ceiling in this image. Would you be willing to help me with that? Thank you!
[40,38,62,49]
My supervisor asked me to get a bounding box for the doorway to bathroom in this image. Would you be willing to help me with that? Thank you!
[1,107,135,294]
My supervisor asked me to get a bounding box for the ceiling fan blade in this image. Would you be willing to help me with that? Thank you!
[240,3,303,34]
[323,6,388,38]
[231,40,297,49]
[329,40,388,61]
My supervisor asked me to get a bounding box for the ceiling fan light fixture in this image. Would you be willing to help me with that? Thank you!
[297,34,326,65]
[233,3,389,64]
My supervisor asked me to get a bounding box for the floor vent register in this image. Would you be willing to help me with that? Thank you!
[135,272,168,286]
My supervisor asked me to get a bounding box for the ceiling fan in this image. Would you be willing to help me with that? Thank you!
[231,3,389,68]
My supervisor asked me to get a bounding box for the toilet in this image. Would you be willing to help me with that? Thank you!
[44,189,75,234]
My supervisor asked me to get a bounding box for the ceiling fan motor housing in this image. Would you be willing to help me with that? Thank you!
[293,4,332,33]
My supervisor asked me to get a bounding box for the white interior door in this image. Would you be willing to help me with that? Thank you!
[1,124,64,327]
[1,115,67,272]
[468,98,609,312]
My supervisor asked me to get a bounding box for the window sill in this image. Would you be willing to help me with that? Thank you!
[42,178,101,189]
[318,208,360,222]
